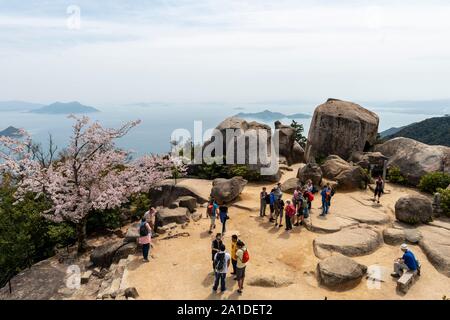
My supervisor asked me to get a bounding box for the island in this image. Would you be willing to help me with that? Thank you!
[234,109,311,121]
[30,101,99,114]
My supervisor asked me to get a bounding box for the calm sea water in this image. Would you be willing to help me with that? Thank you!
[0,103,440,156]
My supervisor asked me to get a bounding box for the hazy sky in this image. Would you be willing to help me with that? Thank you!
[1,0,450,105]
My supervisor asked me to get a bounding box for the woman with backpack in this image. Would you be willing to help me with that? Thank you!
[235,240,249,294]
[138,217,152,262]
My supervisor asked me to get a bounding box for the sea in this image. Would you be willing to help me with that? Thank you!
[0,102,442,157]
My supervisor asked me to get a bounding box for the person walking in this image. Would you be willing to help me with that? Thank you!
[235,240,249,294]
[285,200,296,231]
[219,205,229,234]
[212,244,231,293]
[373,176,384,204]
[211,233,223,271]
[138,217,152,262]
[230,234,238,276]
[260,187,268,217]
[207,199,219,234]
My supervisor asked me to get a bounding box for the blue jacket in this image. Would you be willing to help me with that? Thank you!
[402,250,418,271]
[321,188,330,201]
[269,193,276,205]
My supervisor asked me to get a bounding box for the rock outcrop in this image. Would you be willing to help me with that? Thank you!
[90,240,136,268]
[383,228,407,245]
[155,207,190,227]
[274,121,304,165]
[349,151,388,175]
[395,195,433,224]
[305,99,379,161]
[297,162,322,187]
[374,137,450,185]
[210,176,247,204]
[313,226,383,258]
[417,224,450,277]
[149,179,207,208]
[317,254,367,288]
[248,275,294,288]
[320,155,369,190]
[280,178,301,193]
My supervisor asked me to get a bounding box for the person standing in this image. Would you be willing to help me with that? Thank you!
[373,176,384,204]
[260,187,268,217]
[275,196,285,227]
[294,191,304,227]
[269,189,276,222]
[211,233,223,271]
[273,183,283,222]
[285,200,296,231]
[212,244,231,293]
[230,234,238,276]
[235,240,248,294]
[143,206,157,231]
[320,184,332,216]
[219,205,229,234]
[207,199,219,234]
[306,180,314,210]
[138,217,152,262]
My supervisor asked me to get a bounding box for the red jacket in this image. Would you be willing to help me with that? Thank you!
[285,204,296,217]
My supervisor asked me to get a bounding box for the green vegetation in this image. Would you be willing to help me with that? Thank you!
[385,116,450,146]
[418,172,450,194]
[290,120,307,148]
[437,188,450,217]
[387,166,408,185]
[196,159,261,181]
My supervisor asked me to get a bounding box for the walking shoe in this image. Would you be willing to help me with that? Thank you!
[390,273,400,278]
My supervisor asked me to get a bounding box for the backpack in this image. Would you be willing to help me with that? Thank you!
[214,252,225,271]
[242,249,250,263]
[139,223,149,237]
[306,191,314,202]
[207,204,214,217]
[325,191,331,201]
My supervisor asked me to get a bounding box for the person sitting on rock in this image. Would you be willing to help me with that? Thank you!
[391,244,420,278]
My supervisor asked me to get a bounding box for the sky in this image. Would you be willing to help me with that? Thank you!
[1,0,450,105]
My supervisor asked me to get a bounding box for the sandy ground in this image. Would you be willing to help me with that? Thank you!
[125,168,450,300]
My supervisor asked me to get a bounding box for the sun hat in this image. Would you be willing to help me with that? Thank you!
[400,243,408,250]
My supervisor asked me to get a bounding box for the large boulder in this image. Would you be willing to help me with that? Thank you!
[210,176,247,204]
[305,99,379,161]
[91,240,129,268]
[417,225,450,277]
[320,155,369,190]
[155,207,190,227]
[374,137,450,185]
[177,196,197,213]
[113,242,137,264]
[313,226,383,259]
[349,151,388,174]
[297,162,322,186]
[202,117,281,181]
[317,254,367,288]
[274,121,304,165]
[395,195,433,224]
[149,179,207,208]
[280,178,301,193]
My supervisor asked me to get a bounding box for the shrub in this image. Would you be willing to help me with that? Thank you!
[438,188,450,217]
[87,208,123,233]
[418,172,450,194]
[228,165,261,181]
[387,166,408,185]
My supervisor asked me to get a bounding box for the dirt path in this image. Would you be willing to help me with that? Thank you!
[125,176,450,300]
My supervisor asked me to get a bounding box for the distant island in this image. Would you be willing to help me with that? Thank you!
[379,126,406,138]
[0,101,43,112]
[0,126,24,138]
[30,101,100,114]
[235,109,311,121]
[383,116,450,146]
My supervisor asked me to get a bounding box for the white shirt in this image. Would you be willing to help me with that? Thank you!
[214,251,231,273]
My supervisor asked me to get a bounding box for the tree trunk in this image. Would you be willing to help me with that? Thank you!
[76,218,88,253]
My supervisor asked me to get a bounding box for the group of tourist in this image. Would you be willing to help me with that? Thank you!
[211,233,248,294]
[259,181,335,230]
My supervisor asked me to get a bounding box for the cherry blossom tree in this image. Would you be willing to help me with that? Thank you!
[0,116,184,252]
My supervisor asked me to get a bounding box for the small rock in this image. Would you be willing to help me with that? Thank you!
[124,287,139,299]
